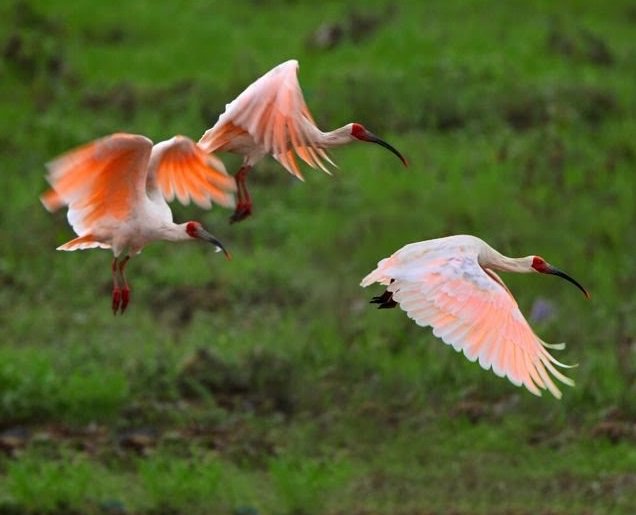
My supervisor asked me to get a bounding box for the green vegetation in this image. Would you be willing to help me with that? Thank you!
[1,0,635,512]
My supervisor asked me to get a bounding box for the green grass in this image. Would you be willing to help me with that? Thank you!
[0,0,635,513]
[1,429,635,513]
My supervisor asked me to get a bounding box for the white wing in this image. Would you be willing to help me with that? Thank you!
[361,239,574,398]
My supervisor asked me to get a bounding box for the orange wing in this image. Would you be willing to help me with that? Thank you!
[41,133,153,237]
[361,245,574,398]
[199,59,335,179]
[147,136,236,209]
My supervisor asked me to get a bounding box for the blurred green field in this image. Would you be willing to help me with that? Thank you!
[1,0,635,513]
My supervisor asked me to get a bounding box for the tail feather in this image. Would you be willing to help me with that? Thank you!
[57,234,109,251]
[360,257,395,287]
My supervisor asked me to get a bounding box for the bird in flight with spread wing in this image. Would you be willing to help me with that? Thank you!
[41,133,236,314]
[361,234,590,398]
[198,59,408,223]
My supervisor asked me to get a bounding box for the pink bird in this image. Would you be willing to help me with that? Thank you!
[41,133,236,314]
[361,235,590,398]
[198,59,408,223]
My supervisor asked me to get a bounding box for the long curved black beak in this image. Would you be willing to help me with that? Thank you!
[198,228,231,260]
[546,265,590,299]
[364,131,408,167]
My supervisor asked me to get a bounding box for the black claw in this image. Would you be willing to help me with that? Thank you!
[370,289,397,309]
[377,299,398,309]
[370,290,392,304]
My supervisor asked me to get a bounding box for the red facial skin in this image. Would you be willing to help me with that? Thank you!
[186,221,199,238]
[350,123,367,140]
[531,256,550,273]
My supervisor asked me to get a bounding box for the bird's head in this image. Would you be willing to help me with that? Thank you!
[531,256,589,298]
[350,123,408,167]
[185,221,231,260]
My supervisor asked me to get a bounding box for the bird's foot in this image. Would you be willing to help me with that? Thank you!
[112,287,122,315]
[112,286,130,315]
[120,287,130,314]
[370,290,397,309]
[229,203,252,224]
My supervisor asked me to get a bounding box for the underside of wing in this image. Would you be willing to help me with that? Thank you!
[41,133,153,236]
[199,59,334,178]
[148,136,236,209]
[362,243,574,398]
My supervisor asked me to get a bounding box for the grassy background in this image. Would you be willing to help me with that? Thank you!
[1,0,635,513]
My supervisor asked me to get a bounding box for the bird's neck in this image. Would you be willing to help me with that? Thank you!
[158,222,191,242]
[319,124,354,148]
[480,246,534,273]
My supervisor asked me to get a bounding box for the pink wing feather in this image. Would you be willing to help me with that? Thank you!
[41,133,153,239]
[198,59,334,179]
[147,136,236,209]
[361,243,574,398]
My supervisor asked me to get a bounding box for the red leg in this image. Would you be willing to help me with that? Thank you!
[230,165,253,223]
[112,258,122,315]
[119,256,131,314]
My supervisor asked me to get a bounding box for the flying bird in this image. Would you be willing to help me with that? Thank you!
[198,59,408,223]
[361,235,590,398]
[41,133,236,314]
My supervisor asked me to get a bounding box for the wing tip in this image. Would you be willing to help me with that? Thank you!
[280,59,299,70]
[108,132,153,152]
[40,190,62,212]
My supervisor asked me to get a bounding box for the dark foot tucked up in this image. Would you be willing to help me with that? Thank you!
[370,289,397,309]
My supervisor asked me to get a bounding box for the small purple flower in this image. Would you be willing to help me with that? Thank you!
[529,298,557,324]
